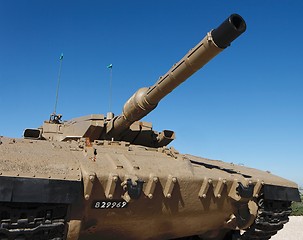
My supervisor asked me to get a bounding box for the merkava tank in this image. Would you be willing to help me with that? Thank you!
[0,14,300,240]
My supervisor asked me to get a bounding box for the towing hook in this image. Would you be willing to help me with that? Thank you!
[126,179,145,199]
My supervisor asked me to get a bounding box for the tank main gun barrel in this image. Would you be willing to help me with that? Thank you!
[107,14,246,137]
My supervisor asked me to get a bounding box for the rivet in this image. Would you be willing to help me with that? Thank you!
[166,193,171,198]
[89,175,95,181]
[153,177,158,183]
[202,194,207,198]
[208,179,213,184]
[85,194,90,200]
[148,194,153,199]
[172,177,177,183]
[113,176,118,182]
[108,194,113,199]
[217,194,221,198]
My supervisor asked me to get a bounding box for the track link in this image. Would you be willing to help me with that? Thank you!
[0,203,68,240]
[234,198,292,240]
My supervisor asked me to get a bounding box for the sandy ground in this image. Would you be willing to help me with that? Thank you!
[270,216,303,240]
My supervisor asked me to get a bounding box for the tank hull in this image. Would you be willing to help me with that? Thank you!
[0,137,299,239]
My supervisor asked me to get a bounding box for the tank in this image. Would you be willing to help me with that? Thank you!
[0,14,300,240]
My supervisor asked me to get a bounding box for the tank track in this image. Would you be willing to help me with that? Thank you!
[0,203,68,240]
[233,198,292,240]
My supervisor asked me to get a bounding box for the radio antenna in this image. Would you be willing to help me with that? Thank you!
[53,53,64,115]
[107,63,113,113]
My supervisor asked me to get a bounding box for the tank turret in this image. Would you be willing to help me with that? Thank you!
[25,14,246,147]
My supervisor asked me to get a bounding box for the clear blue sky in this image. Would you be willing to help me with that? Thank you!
[0,1,302,187]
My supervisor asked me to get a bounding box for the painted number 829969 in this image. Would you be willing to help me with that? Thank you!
[92,200,128,209]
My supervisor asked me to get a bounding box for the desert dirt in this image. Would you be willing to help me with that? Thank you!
[270,216,303,240]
